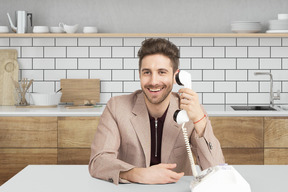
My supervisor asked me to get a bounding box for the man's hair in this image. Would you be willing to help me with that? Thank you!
[137,38,179,73]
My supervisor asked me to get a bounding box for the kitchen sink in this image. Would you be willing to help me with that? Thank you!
[231,106,277,111]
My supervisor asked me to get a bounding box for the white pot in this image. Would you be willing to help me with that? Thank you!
[30,93,62,106]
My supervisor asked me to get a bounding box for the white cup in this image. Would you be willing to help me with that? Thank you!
[83,26,98,33]
[278,14,288,20]
[0,26,9,33]
[33,26,49,33]
[59,23,79,33]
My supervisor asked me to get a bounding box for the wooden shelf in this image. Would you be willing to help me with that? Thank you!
[1,33,288,37]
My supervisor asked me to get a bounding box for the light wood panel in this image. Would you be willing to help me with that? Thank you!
[58,117,99,148]
[0,148,57,185]
[0,117,57,148]
[58,149,91,164]
[264,117,288,148]
[210,117,263,148]
[222,148,264,165]
[264,149,288,165]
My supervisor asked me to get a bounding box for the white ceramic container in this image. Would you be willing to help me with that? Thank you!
[33,26,49,33]
[30,93,62,106]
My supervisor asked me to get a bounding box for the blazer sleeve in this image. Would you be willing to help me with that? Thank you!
[189,107,225,170]
[88,97,135,184]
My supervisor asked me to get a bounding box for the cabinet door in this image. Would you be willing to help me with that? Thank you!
[264,117,288,147]
[210,117,263,148]
[0,117,57,148]
[58,117,99,164]
[222,148,264,165]
[264,149,288,164]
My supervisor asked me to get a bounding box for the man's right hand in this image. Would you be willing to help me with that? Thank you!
[119,163,184,184]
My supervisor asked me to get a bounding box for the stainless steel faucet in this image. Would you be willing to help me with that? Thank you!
[254,72,280,107]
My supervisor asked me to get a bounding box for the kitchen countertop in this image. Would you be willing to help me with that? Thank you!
[0,105,288,117]
[1,165,287,192]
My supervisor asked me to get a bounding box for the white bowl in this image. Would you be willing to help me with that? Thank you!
[83,26,98,33]
[50,26,64,33]
[31,93,62,106]
[0,26,9,33]
[33,26,49,33]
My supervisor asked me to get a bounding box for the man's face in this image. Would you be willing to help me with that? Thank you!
[140,54,176,105]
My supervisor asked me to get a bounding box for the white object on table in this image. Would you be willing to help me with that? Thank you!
[0,165,287,192]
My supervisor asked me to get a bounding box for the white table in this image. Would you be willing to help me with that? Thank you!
[0,165,287,192]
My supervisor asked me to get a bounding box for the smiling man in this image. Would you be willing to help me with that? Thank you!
[89,38,225,185]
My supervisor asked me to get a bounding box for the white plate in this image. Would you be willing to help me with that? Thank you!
[266,30,288,33]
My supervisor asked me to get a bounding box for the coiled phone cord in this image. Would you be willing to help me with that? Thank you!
[181,123,198,177]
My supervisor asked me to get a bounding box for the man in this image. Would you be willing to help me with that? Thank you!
[89,38,225,185]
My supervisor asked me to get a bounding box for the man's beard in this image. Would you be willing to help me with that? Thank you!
[142,85,172,105]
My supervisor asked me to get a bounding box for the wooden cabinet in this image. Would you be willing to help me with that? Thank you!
[0,117,58,185]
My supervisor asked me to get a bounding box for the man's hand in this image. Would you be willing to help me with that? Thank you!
[120,163,184,184]
[178,88,207,137]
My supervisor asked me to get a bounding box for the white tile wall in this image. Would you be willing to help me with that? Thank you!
[2,36,288,105]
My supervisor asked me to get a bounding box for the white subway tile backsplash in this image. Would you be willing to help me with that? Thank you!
[32,82,55,93]
[259,82,281,92]
[282,59,288,69]
[248,47,270,57]
[179,58,191,69]
[99,93,112,103]
[214,82,236,92]
[226,70,247,81]
[101,58,122,69]
[237,38,258,46]
[67,47,88,57]
[33,59,55,69]
[248,93,269,104]
[226,93,247,104]
[203,70,225,81]
[101,82,122,92]
[271,47,288,57]
[90,47,111,57]
[67,70,89,79]
[21,70,43,80]
[112,47,134,58]
[101,38,123,46]
[203,47,224,58]
[169,38,191,46]
[192,38,213,46]
[203,93,225,104]
[187,70,202,81]
[237,82,258,92]
[214,38,236,46]
[192,59,213,69]
[22,47,43,57]
[44,70,66,80]
[237,58,259,69]
[124,38,145,46]
[112,70,134,81]
[226,47,247,58]
[18,59,32,69]
[11,38,32,46]
[56,38,77,46]
[33,38,54,46]
[124,58,138,69]
[248,70,270,80]
[44,47,66,58]
[180,47,202,58]
[0,38,9,46]
[124,82,141,92]
[135,71,139,81]
[78,59,100,69]
[282,82,288,92]
[78,38,100,46]
[214,58,236,69]
[283,38,288,46]
[259,58,281,69]
[191,82,213,92]
[90,70,112,80]
[56,59,77,69]
[260,38,281,46]
[271,70,288,80]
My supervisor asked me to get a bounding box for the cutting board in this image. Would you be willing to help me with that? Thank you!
[60,79,100,104]
[0,50,19,105]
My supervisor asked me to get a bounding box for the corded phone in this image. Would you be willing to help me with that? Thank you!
[173,70,251,192]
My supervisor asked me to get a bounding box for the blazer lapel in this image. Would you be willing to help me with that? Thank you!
[161,93,182,163]
[130,93,151,167]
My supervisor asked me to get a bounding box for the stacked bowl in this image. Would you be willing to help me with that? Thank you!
[267,14,288,33]
[231,21,262,33]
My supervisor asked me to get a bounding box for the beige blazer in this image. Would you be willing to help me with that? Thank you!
[89,90,225,184]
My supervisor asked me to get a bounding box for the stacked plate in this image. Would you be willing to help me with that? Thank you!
[231,21,262,33]
[267,14,288,33]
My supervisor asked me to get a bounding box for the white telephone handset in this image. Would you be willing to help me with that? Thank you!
[174,70,251,192]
